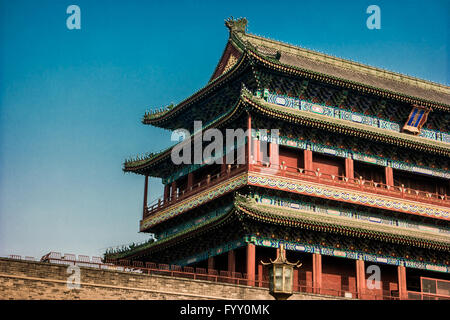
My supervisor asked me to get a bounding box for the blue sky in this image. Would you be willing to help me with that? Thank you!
[0,0,448,259]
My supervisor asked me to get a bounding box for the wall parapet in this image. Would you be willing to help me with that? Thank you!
[0,258,343,300]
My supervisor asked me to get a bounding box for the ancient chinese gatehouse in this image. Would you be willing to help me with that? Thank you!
[106,18,450,300]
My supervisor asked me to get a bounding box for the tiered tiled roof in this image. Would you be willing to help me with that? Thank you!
[143,18,449,131]
[238,25,449,108]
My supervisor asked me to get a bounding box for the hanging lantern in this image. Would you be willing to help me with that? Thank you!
[261,243,302,300]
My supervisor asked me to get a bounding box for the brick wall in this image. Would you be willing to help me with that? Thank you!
[0,258,347,300]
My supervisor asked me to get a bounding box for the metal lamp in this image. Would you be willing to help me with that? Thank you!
[262,243,302,300]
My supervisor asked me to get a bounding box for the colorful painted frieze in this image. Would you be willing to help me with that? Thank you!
[261,90,448,144]
[248,174,450,220]
[249,236,449,273]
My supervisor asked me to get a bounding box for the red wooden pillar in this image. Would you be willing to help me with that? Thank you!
[163,184,170,203]
[293,268,299,292]
[221,154,227,174]
[269,142,279,168]
[247,112,252,169]
[246,243,256,286]
[187,172,193,191]
[398,266,407,300]
[312,253,322,294]
[345,157,354,180]
[304,149,313,172]
[356,259,366,299]
[171,181,177,202]
[227,250,235,275]
[254,138,260,164]
[385,166,394,186]
[143,175,149,217]
[208,256,215,271]
[306,271,313,293]
[258,262,263,287]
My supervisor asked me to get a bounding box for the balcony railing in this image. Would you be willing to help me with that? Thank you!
[144,160,449,218]
[144,163,247,217]
[250,161,450,207]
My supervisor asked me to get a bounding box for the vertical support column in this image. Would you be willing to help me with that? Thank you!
[356,259,366,299]
[227,250,235,275]
[258,262,263,288]
[163,184,170,203]
[293,268,299,292]
[385,166,394,186]
[312,253,322,294]
[247,112,252,169]
[398,266,407,300]
[143,175,149,217]
[306,271,313,293]
[269,141,279,168]
[345,157,354,180]
[171,181,177,202]
[254,138,260,165]
[207,256,215,271]
[187,172,193,192]
[246,243,256,286]
[304,149,313,172]
[221,154,227,175]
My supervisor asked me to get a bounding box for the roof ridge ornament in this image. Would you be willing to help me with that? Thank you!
[225,17,248,34]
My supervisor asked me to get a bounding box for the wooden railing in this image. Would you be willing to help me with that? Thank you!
[250,161,450,207]
[144,160,449,218]
[144,163,247,217]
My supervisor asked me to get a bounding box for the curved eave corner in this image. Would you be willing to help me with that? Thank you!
[141,39,247,129]
[123,97,248,175]
[109,206,238,260]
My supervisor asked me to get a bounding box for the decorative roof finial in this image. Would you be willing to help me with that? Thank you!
[225,17,248,34]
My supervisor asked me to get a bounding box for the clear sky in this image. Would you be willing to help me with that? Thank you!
[0,0,448,259]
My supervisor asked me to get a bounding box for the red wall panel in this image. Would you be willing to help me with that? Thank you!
[313,154,345,176]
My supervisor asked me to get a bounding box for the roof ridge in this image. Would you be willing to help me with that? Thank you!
[242,32,450,94]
